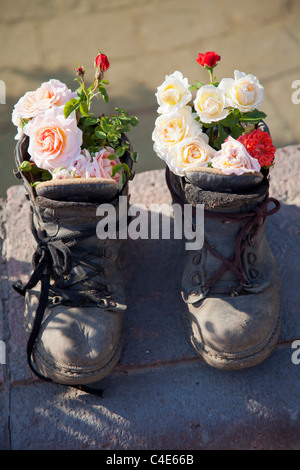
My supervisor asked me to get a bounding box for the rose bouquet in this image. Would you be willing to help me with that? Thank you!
[152,51,276,177]
[12,51,138,189]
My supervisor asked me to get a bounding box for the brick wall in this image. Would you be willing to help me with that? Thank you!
[1,0,299,196]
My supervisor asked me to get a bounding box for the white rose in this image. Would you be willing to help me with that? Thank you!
[166,136,216,176]
[155,71,192,113]
[211,136,261,175]
[152,106,203,161]
[194,85,228,123]
[218,70,264,113]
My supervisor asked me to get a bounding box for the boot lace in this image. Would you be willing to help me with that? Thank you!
[166,166,281,296]
[13,209,118,396]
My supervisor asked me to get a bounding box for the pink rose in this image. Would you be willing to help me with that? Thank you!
[68,148,122,181]
[211,136,261,175]
[12,79,76,139]
[24,106,82,171]
[90,148,121,181]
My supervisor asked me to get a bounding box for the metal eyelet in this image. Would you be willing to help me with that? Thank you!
[97,299,108,308]
[190,273,202,285]
[192,254,201,265]
[247,252,257,264]
[249,268,259,279]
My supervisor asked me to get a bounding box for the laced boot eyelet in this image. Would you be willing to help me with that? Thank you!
[249,268,259,279]
[52,296,63,305]
[190,273,202,285]
[192,254,201,265]
[247,252,257,265]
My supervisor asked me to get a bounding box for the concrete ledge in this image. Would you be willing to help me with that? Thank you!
[0,145,300,450]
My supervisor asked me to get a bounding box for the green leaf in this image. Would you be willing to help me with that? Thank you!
[116,147,125,157]
[107,154,117,160]
[239,110,267,123]
[80,101,89,117]
[131,152,138,163]
[214,124,228,150]
[119,116,131,123]
[94,130,106,140]
[41,170,52,181]
[64,98,81,118]
[100,117,111,133]
[219,112,240,128]
[31,181,42,188]
[201,122,215,129]
[30,164,41,176]
[111,163,123,177]
[189,80,203,91]
[82,117,99,127]
[230,123,243,139]
[19,161,32,172]
[121,163,130,177]
[118,171,126,190]
[130,116,139,127]
[98,84,109,103]
[115,107,127,115]
[76,86,86,100]
[107,133,118,143]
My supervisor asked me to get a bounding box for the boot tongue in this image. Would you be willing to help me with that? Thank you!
[35,177,119,203]
[184,167,264,192]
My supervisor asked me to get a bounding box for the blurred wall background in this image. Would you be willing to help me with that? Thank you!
[0,0,299,197]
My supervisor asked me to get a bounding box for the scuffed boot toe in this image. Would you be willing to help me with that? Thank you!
[28,304,124,385]
[187,290,281,370]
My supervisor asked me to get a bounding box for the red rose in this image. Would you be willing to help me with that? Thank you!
[196,51,221,68]
[238,129,276,168]
[94,53,110,72]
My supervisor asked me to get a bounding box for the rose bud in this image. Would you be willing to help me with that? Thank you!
[196,51,221,68]
[94,53,110,72]
[76,66,85,77]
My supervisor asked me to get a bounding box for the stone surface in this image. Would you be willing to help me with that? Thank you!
[0,145,299,450]
[1,0,300,197]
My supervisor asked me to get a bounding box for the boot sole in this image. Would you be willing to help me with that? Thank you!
[183,305,282,370]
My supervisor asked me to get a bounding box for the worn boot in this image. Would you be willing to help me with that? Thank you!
[166,165,281,370]
[14,135,132,393]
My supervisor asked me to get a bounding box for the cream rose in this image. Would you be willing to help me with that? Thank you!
[152,106,203,161]
[52,167,73,180]
[155,71,192,113]
[211,136,261,175]
[12,79,76,140]
[194,84,228,123]
[24,106,82,171]
[218,70,264,113]
[166,136,216,176]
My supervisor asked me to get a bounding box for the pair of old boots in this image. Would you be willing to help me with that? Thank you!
[14,135,281,393]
